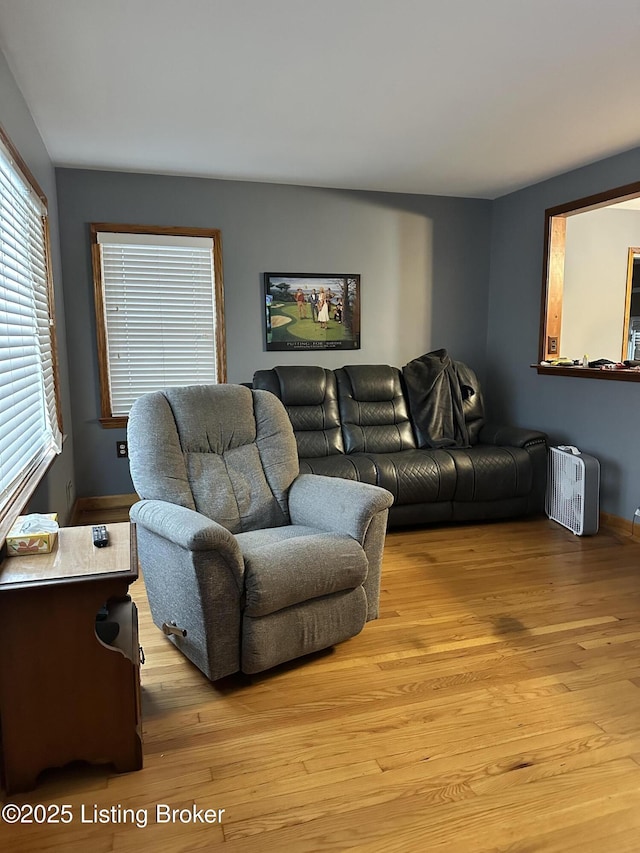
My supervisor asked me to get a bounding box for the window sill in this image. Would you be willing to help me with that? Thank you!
[532,364,640,382]
[0,445,60,545]
[99,417,128,429]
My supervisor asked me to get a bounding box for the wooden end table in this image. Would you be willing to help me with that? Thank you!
[0,522,142,793]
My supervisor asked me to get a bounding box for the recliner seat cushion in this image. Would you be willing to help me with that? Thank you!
[237,526,368,618]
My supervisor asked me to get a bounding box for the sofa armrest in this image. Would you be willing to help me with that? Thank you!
[288,474,393,544]
[478,422,548,450]
[478,423,548,516]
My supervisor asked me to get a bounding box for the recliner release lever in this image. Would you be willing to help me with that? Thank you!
[162,621,187,638]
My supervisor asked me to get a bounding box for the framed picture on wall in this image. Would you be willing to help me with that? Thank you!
[263,273,361,351]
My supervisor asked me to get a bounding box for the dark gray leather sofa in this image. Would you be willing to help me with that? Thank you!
[252,352,548,528]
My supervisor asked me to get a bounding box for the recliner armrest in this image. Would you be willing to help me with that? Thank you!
[130,499,242,559]
[288,474,393,544]
[478,423,548,450]
[130,499,245,680]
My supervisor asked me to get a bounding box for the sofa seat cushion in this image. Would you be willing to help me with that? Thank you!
[364,449,457,505]
[447,445,533,502]
[299,454,378,484]
[237,525,368,618]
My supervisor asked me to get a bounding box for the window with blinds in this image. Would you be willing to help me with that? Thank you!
[0,128,62,533]
[91,225,226,424]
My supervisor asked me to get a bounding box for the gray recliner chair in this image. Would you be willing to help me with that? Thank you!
[127,384,393,680]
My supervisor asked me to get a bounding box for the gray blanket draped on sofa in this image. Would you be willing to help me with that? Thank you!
[402,348,476,448]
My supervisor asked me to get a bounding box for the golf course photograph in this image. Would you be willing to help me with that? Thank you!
[264,273,360,351]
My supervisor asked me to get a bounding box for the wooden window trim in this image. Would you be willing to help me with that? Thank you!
[43,216,63,432]
[0,125,47,207]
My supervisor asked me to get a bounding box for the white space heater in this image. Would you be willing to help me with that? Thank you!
[546,445,600,535]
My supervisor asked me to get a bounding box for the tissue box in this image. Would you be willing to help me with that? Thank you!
[6,513,59,556]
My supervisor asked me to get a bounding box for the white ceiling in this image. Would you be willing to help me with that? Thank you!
[1,0,639,199]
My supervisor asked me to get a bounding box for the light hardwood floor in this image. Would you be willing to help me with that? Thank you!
[3,516,640,851]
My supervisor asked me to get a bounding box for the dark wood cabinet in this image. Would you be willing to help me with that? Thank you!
[0,523,142,793]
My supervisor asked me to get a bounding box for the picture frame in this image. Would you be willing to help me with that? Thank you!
[264,273,361,351]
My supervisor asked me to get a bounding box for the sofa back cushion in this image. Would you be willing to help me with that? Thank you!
[336,365,416,453]
[252,366,345,458]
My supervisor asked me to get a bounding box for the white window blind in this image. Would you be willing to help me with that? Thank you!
[0,137,62,519]
[97,232,218,417]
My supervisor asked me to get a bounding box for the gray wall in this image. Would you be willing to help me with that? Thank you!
[56,169,492,498]
[0,50,75,523]
[6,30,640,521]
[487,146,640,520]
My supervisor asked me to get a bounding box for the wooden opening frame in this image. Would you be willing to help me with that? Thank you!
[537,179,640,381]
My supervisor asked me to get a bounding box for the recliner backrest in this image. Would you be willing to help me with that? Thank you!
[252,366,345,458]
[128,384,299,534]
[335,365,416,453]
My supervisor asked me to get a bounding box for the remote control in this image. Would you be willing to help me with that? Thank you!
[92,524,110,547]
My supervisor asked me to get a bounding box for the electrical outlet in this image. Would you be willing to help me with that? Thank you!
[634,507,640,518]
[547,335,559,355]
[116,440,128,459]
